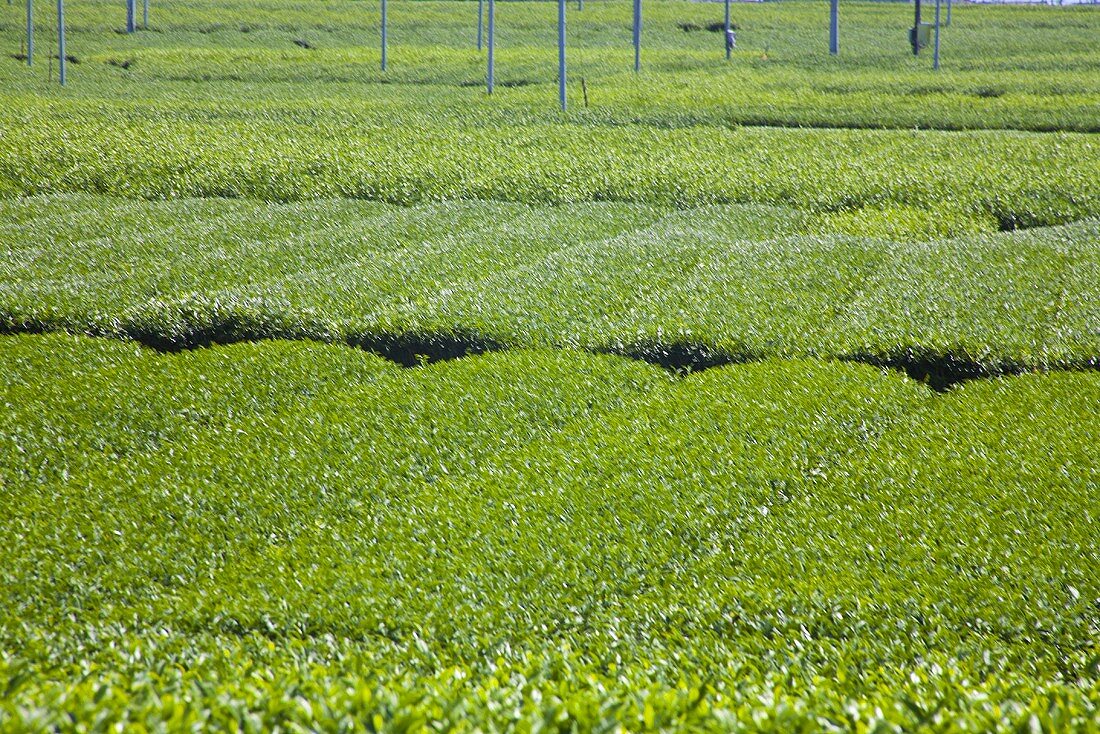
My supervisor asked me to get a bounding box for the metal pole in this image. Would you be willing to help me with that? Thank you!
[913,0,921,55]
[632,0,640,72]
[829,0,838,55]
[477,0,483,51]
[487,0,494,93]
[26,0,33,65]
[578,0,582,9]
[558,0,566,111]
[143,0,148,28]
[57,0,64,84]
[126,0,135,33]
[946,0,951,26]
[381,0,387,70]
[933,0,940,69]
[724,0,731,60]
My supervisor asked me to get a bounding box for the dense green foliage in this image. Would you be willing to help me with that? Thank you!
[3,194,1098,370]
[1,0,1099,220]
[2,0,1099,728]
[3,106,1098,226]
[3,0,1099,133]
[1,334,1098,730]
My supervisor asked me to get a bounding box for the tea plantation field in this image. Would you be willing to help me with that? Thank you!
[1,0,1099,729]
[3,195,1099,377]
[2,334,1098,730]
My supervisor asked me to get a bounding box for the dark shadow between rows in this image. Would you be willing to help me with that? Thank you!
[2,315,1097,391]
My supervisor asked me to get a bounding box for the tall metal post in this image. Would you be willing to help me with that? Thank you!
[946,0,951,26]
[632,0,640,72]
[912,0,921,55]
[381,0,387,70]
[477,0,483,50]
[724,0,731,60]
[143,0,148,28]
[933,0,941,69]
[487,0,494,93]
[578,0,582,9]
[126,0,135,33]
[26,0,33,65]
[57,0,65,84]
[829,0,839,55]
[558,0,566,111]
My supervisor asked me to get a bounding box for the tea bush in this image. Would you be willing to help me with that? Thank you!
[2,1,1099,213]
[2,0,1099,727]
[1,334,1097,730]
[3,195,1097,370]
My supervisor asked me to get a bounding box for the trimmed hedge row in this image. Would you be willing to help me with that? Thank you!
[3,113,1098,226]
[2,196,1097,370]
[1,334,1097,730]
[2,0,1099,132]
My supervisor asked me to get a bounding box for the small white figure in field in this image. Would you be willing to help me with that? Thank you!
[726,28,736,51]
